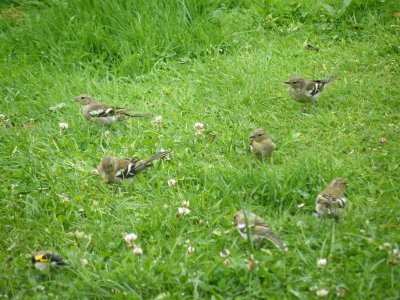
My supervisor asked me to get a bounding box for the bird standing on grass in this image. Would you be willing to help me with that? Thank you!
[233,211,288,252]
[73,94,153,126]
[316,178,348,220]
[32,251,66,271]
[97,149,171,183]
[284,77,336,103]
[249,128,276,161]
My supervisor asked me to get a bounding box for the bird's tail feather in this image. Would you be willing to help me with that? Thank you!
[124,112,153,118]
[322,77,337,84]
[133,150,171,173]
[142,150,171,164]
[266,233,285,249]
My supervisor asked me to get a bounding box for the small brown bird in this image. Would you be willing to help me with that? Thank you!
[97,149,171,183]
[284,77,336,103]
[32,251,66,271]
[316,178,348,220]
[233,211,288,252]
[73,94,152,125]
[304,43,320,51]
[249,128,276,161]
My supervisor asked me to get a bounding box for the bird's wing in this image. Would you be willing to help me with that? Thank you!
[114,159,133,179]
[87,103,120,117]
[317,191,346,208]
[305,80,324,97]
[253,215,269,228]
[42,253,65,265]
[254,226,284,248]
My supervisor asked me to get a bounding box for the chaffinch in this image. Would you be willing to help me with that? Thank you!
[316,178,348,220]
[73,94,152,125]
[32,251,66,271]
[249,128,276,161]
[97,149,171,183]
[233,211,288,252]
[284,77,336,103]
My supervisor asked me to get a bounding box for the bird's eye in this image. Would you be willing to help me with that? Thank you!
[258,134,262,136]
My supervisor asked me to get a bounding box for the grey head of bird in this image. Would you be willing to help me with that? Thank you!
[250,128,271,143]
[100,156,116,174]
[329,178,348,191]
[283,77,306,89]
[74,94,96,105]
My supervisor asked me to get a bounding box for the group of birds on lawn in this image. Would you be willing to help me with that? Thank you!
[32,76,348,270]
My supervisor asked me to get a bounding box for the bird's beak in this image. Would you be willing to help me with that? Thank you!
[73,97,79,101]
[249,134,255,138]
[283,80,290,84]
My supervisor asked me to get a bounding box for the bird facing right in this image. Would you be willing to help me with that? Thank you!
[316,178,348,220]
[249,128,276,161]
[284,76,336,103]
[233,210,288,252]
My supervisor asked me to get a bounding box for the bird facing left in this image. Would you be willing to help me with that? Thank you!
[73,94,153,126]
[97,149,171,183]
[249,128,276,161]
[32,251,66,271]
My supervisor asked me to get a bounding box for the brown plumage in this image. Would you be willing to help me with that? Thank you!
[233,211,288,252]
[249,128,276,160]
[316,178,348,220]
[97,150,171,183]
[74,94,152,125]
[284,77,336,103]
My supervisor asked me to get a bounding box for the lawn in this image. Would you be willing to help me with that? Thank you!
[0,0,399,299]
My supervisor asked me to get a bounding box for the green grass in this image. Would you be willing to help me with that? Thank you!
[1,0,400,298]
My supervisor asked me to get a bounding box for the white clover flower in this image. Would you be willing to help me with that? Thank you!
[220,249,230,258]
[59,122,69,130]
[316,289,329,297]
[182,200,190,208]
[133,246,143,255]
[187,246,195,255]
[124,233,138,243]
[177,207,191,216]
[73,230,90,238]
[82,258,89,266]
[194,122,204,129]
[212,229,222,236]
[104,130,111,138]
[194,122,205,136]
[317,258,327,267]
[57,193,70,203]
[167,179,177,187]
[154,115,163,127]
[383,242,391,248]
